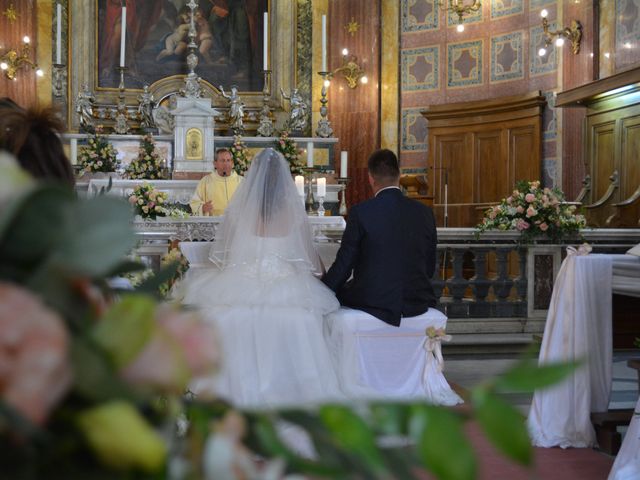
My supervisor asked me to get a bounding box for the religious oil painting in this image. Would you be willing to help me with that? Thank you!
[96,0,268,92]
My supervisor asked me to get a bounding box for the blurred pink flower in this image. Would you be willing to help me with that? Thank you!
[516,219,530,231]
[526,206,537,217]
[120,307,220,393]
[516,205,525,214]
[0,283,72,424]
[525,193,536,203]
[540,222,549,231]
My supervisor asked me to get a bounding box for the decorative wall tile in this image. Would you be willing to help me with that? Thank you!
[447,40,483,87]
[401,46,440,91]
[530,24,557,76]
[529,0,555,11]
[491,0,524,19]
[490,31,524,82]
[402,0,440,32]
[447,6,482,27]
[401,108,429,151]
[542,91,557,141]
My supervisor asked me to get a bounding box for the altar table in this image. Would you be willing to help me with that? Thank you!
[527,250,640,449]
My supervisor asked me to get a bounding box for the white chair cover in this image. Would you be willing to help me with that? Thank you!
[528,251,613,448]
[608,396,640,479]
[324,307,463,405]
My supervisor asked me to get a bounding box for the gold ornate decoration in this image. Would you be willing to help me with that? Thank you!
[439,0,481,31]
[329,49,367,89]
[1,4,19,23]
[344,18,359,36]
[538,9,582,56]
[0,37,43,80]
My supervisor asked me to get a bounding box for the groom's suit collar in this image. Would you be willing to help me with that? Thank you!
[374,186,401,197]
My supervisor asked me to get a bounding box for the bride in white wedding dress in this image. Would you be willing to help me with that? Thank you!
[182,148,344,409]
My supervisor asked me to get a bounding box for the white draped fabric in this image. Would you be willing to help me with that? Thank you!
[528,250,613,448]
[608,397,640,480]
[324,307,463,405]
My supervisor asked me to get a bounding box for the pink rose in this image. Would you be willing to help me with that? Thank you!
[539,222,549,231]
[526,206,537,217]
[506,196,513,204]
[128,195,138,205]
[0,283,72,424]
[516,219,530,231]
[120,306,220,393]
[525,193,536,203]
[516,206,525,214]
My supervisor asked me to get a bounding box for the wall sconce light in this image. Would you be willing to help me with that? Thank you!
[0,36,43,80]
[328,48,368,89]
[538,9,582,56]
[440,0,481,32]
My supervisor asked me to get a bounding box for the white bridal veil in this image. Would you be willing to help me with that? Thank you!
[208,148,323,274]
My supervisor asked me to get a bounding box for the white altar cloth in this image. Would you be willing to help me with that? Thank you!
[324,307,463,405]
[608,396,640,480]
[528,251,640,448]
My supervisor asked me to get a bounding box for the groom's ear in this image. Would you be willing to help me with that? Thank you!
[367,172,375,190]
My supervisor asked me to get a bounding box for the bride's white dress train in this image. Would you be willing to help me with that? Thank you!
[183,236,344,409]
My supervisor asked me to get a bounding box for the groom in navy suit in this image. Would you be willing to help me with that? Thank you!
[322,149,438,327]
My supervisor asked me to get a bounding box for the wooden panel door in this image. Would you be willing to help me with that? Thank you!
[510,126,538,186]
[588,118,618,200]
[474,130,504,204]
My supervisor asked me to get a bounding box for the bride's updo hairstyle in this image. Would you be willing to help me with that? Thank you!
[209,148,323,273]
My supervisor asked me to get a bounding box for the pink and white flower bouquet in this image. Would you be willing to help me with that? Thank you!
[476,180,586,242]
[79,128,119,173]
[128,182,169,220]
[125,134,166,180]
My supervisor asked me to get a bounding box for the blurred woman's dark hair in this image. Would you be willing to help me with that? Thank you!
[0,98,75,187]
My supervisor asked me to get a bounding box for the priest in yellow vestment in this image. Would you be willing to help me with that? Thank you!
[190,148,243,216]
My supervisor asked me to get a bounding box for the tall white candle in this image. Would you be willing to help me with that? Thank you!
[56,3,62,65]
[317,177,326,197]
[70,138,78,165]
[340,151,348,178]
[294,175,305,196]
[306,142,314,168]
[321,15,327,72]
[263,12,268,70]
[119,5,127,67]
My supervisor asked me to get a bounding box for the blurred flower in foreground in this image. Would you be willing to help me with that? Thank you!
[77,401,167,472]
[0,282,71,424]
[93,295,220,393]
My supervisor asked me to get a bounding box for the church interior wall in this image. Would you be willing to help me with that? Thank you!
[1,0,639,209]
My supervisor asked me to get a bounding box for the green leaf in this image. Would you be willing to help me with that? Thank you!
[472,389,532,465]
[414,405,476,480]
[71,336,139,402]
[52,196,136,277]
[92,295,157,368]
[370,402,410,436]
[319,404,388,477]
[496,359,581,393]
[0,186,73,264]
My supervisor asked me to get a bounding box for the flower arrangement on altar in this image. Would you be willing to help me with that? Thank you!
[128,183,169,220]
[476,180,586,242]
[124,134,166,180]
[230,135,251,175]
[79,127,119,173]
[275,130,304,175]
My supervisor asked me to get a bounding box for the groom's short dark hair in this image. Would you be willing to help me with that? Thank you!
[368,149,400,184]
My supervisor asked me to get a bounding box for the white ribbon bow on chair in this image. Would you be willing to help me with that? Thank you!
[423,327,452,377]
[566,243,592,257]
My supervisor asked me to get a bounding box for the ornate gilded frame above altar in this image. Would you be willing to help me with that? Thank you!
[68,0,296,133]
